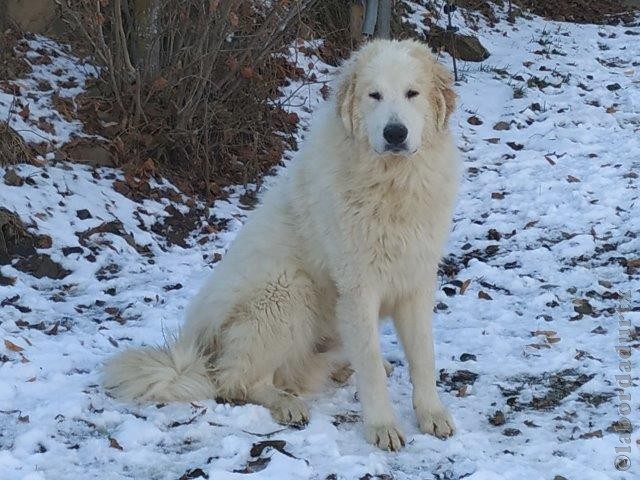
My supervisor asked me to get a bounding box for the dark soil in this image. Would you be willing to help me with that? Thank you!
[454,0,637,25]
[515,0,638,25]
[500,369,595,411]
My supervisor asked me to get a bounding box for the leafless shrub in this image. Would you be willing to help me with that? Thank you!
[56,0,320,194]
[0,122,36,166]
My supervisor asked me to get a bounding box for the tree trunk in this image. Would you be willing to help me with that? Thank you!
[350,1,365,45]
[375,0,391,39]
[0,5,7,32]
[362,0,378,36]
[131,0,160,74]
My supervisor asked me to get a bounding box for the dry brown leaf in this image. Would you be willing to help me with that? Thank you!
[478,291,492,300]
[227,56,239,71]
[109,437,124,450]
[53,93,75,121]
[151,76,168,91]
[19,104,30,120]
[240,66,254,79]
[460,279,471,295]
[4,339,24,352]
[228,11,239,27]
[37,118,55,134]
[532,330,557,338]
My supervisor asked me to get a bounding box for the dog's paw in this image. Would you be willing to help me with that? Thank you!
[330,364,354,384]
[364,423,406,451]
[415,404,455,439]
[270,394,310,428]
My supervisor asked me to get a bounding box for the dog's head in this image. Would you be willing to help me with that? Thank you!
[335,40,456,157]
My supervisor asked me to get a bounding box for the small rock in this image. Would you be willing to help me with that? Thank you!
[467,115,483,125]
[428,26,490,62]
[573,299,593,315]
[493,121,511,131]
[62,246,84,256]
[503,428,521,437]
[76,209,92,220]
[436,302,449,310]
[460,353,477,362]
[606,83,621,91]
[14,254,70,279]
[61,139,114,167]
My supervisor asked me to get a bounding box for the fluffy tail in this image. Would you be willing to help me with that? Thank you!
[103,337,214,402]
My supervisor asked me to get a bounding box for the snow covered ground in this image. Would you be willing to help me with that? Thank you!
[1,4,640,479]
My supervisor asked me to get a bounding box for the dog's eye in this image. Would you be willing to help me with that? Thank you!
[369,92,382,101]
[406,90,419,99]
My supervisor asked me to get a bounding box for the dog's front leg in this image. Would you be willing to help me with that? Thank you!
[394,290,455,439]
[337,288,405,451]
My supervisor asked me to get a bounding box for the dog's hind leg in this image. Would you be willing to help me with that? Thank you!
[212,269,321,426]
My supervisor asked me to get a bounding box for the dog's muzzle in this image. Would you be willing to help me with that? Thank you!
[383,123,409,153]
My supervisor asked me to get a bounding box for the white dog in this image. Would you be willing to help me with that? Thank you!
[104,39,459,451]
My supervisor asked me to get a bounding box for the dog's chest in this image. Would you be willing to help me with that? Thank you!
[340,180,449,276]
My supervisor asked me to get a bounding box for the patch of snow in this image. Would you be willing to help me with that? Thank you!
[0,35,98,151]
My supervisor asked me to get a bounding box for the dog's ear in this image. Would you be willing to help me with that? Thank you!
[430,62,456,130]
[335,60,357,135]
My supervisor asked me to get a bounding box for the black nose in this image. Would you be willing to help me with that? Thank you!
[383,123,408,146]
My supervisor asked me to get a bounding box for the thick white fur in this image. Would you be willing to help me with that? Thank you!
[104,39,460,450]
